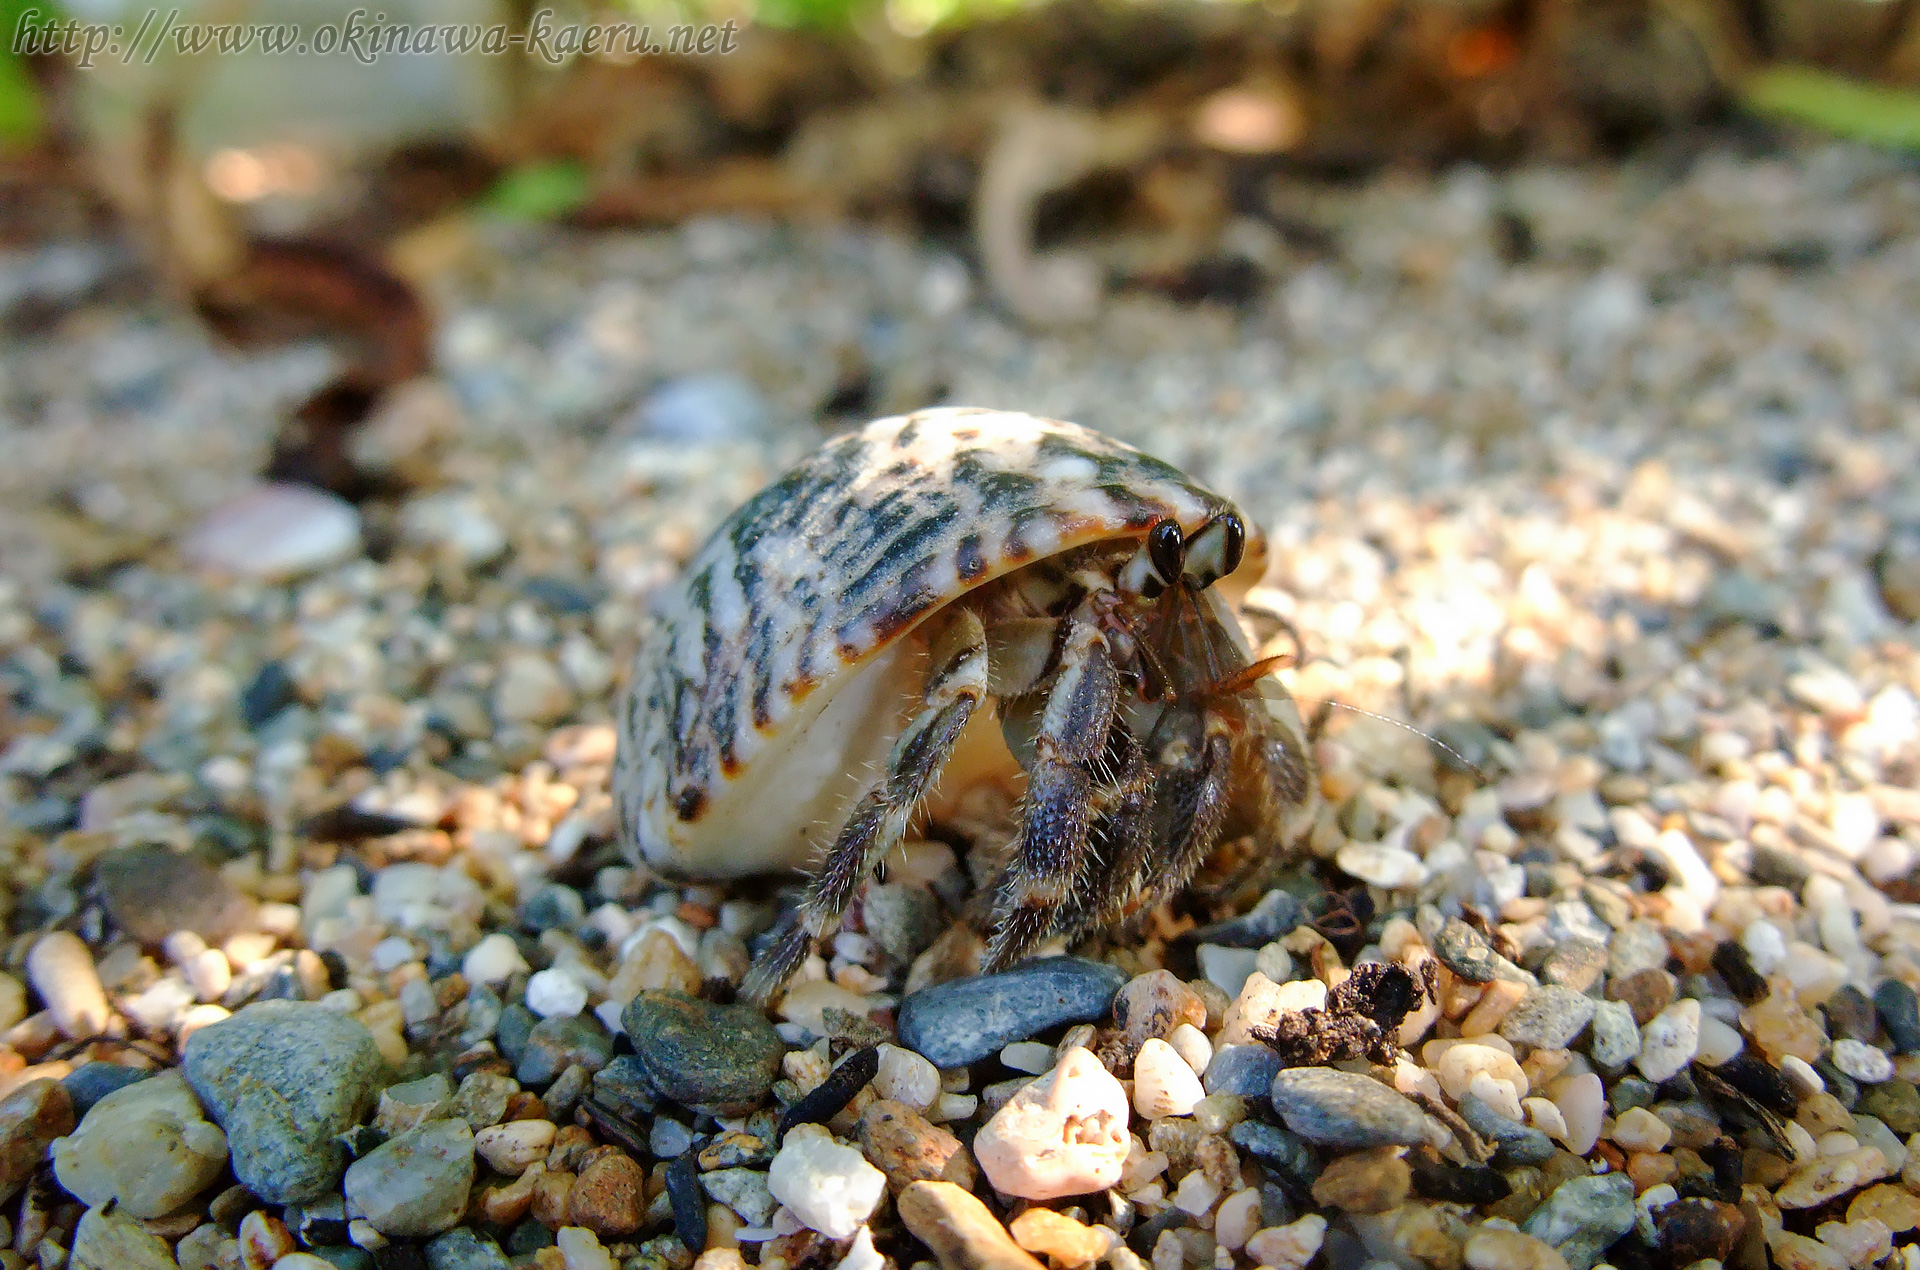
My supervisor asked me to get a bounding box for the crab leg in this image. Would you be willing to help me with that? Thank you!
[1129,712,1234,920]
[986,609,1121,969]
[742,610,990,1003]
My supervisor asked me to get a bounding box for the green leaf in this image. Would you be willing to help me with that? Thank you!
[1741,65,1920,152]
[0,52,42,148]
[482,160,592,220]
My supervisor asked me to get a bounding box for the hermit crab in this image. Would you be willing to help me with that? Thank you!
[615,407,1318,1001]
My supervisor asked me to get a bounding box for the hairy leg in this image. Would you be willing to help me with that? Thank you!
[742,610,989,1003]
[985,608,1120,969]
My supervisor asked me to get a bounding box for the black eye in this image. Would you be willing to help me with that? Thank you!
[1147,520,1184,584]
[1220,514,1245,576]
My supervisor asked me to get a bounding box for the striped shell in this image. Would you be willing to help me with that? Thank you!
[617,406,1263,878]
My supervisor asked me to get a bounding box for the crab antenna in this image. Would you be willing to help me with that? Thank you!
[1316,701,1491,783]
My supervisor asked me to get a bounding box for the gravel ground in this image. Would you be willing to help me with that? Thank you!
[2,138,1920,1270]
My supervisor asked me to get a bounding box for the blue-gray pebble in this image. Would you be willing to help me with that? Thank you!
[182,1000,385,1204]
[622,991,786,1111]
[1876,979,1920,1054]
[895,957,1127,1067]
[1269,1067,1435,1148]
[425,1226,513,1270]
[1460,1091,1556,1165]
[1522,1172,1635,1270]
[1203,1044,1282,1098]
[61,1062,150,1118]
[516,1015,613,1087]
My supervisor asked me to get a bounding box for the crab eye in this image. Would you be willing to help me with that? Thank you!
[1147,519,1185,584]
[1182,514,1245,589]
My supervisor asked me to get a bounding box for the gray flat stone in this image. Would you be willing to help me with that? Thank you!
[623,991,785,1112]
[1268,1067,1436,1148]
[895,958,1127,1068]
[182,1000,385,1204]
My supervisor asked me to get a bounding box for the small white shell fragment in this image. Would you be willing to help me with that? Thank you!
[873,1044,941,1112]
[1636,999,1701,1082]
[1467,1069,1524,1123]
[1524,1096,1568,1144]
[474,1120,558,1174]
[1244,1215,1327,1270]
[1133,1038,1206,1120]
[766,1124,886,1240]
[1214,1188,1262,1250]
[974,1047,1130,1199]
[1781,1055,1826,1097]
[1172,1168,1222,1216]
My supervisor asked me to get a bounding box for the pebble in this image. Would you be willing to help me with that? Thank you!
[1009,1208,1112,1265]
[1203,1044,1281,1098]
[182,483,361,578]
[1114,971,1206,1043]
[1498,986,1597,1050]
[1195,945,1260,997]
[1653,1198,1745,1264]
[95,844,257,944]
[51,1069,227,1218]
[1336,841,1428,888]
[1832,1038,1895,1083]
[857,1098,976,1193]
[568,1151,646,1238]
[0,1078,71,1202]
[517,1015,614,1087]
[873,1043,940,1112]
[342,1118,476,1237]
[463,934,531,986]
[621,991,785,1112]
[1777,1146,1889,1207]
[1309,1147,1410,1213]
[766,1123,886,1238]
[1132,1038,1205,1119]
[973,1047,1130,1199]
[895,958,1126,1068]
[1462,1228,1569,1270]
[1875,980,1920,1054]
[1520,1172,1635,1270]
[1242,1215,1326,1270]
[700,1167,776,1225]
[635,373,771,443]
[898,1179,1046,1270]
[27,931,110,1039]
[554,1226,615,1270]
[1553,1072,1604,1155]
[1636,998,1702,1082]
[474,1120,557,1174]
[1585,1000,1641,1071]
[425,1227,514,1269]
[1269,1067,1438,1148]
[1610,1106,1672,1152]
[69,1202,181,1270]
[182,1000,386,1203]
[1695,1013,1744,1065]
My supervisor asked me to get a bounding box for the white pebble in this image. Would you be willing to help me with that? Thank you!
[1694,1014,1743,1066]
[1468,1069,1524,1123]
[1552,1072,1604,1156]
[974,1048,1130,1200]
[1168,1023,1212,1078]
[1635,1184,1678,1244]
[1781,1055,1825,1097]
[1436,1044,1529,1101]
[27,931,109,1040]
[1611,1107,1672,1153]
[1133,1038,1206,1120]
[929,1093,977,1123]
[1214,1188,1262,1250]
[524,968,588,1019]
[182,949,232,1002]
[1245,1216,1326,1270]
[182,483,361,578]
[1172,1168,1222,1216]
[1832,1038,1895,1083]
[836,1225,884,1270]
[1337,841,1429,888]
[1000,1042,1055,1075]
[462,933,530,985]
[369,936,418,973]
[554,1226,614,1270]
[873,1044,940,1112]
[1742,920,1789,974]
[766,1124,886,1239]
[1636,999,1701,1082]
[1524,1097,1568,1143]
